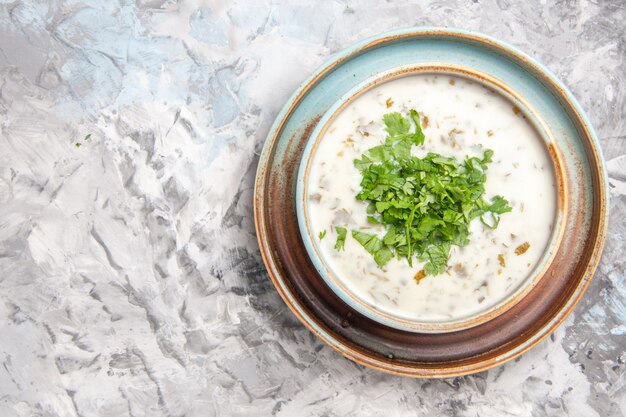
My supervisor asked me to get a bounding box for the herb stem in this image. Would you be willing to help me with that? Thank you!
[405,202,422,267]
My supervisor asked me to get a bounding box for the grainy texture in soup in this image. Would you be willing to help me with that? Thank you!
[307,74,557,322]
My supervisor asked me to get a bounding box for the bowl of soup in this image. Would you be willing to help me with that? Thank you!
[296,65,567,333]
[254,27,607,377]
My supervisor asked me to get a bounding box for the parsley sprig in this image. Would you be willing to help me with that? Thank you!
[349,109,511,275]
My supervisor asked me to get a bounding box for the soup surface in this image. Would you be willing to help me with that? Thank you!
[305,73,557,322]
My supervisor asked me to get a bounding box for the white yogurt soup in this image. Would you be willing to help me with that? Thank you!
[304,73,558,323]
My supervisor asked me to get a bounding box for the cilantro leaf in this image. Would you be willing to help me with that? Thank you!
[351,230,393,267]
[351,230,382,253]
[367,215,381,224]
[334,227,347,251]
[383,112,411,137]
[319,230,326,240]
[487,195,513,214]
[374,246,394,267]
[367,145,392,162]
[354,154,373,172]
[419,242,452,275]
[409,109,425,146]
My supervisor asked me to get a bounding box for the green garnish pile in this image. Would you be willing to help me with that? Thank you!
[340,109,511,275]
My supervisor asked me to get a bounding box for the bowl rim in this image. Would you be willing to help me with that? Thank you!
[254,26,608,377]
[295,63,569,333]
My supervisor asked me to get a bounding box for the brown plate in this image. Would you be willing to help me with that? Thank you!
[254,28,608,377]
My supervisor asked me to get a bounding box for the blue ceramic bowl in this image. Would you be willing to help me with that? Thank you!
[295,63,568,333]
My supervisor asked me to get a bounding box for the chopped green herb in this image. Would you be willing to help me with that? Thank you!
[351,109,511,275]
[419,242,452,275]
[351,230,393,267]
[319,230,327,240]
[74,133,92,148]
[334,227,347,251]
[367,215,381,225]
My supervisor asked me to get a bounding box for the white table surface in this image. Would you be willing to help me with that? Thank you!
[0,1,624,416]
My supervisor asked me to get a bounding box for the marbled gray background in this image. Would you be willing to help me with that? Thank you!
[0,1,624,416]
